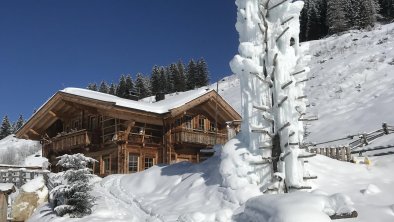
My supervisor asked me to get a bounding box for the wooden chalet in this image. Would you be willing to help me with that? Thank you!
[16,88,241,176]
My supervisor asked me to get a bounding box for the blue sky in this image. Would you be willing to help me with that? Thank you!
[0,0,238,122]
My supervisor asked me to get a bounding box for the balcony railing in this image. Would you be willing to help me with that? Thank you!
[48,129,92,152]
[115,132,162,146]
[171,129,227,145]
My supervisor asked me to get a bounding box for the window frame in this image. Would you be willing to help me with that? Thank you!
[128,154,139,173]
[144,157,155,170]
[183,115,193,129]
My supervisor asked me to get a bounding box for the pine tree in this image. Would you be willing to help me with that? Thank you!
[87,83,97,91]
[116,75,128,98]
[150,66,161,95]
[12,115,25,133]
[135,73,149,99]
[143,76,152,97]
[124,74,134,99]
[50,154,96,218]
[379,0,394,19]
[165,66,175,93]
[159,67,167,93]
[196,58,210,87]
[176,60,187,92]
[327,0,350,34]
[98,81,109,94]
[109,83,117,95]
[301,0,327,41]
[186,59,197,90]
[350,0,378,29]
[0,115,12,139]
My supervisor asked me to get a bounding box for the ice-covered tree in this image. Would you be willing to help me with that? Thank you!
[0,115,12,139]
[50,153,96,218]
[230,0,309,192]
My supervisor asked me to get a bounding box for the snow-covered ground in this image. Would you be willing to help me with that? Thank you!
[304,23,394,145]
[25,23,394,221]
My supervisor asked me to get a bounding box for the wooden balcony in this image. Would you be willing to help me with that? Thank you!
[48,129,92,152]
[116,132,162,146]
[171,129,227,146]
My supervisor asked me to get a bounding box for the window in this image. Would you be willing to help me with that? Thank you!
[198,118,205,131]
[184,116,192,129]
[174,118,181,127]
[103,155,110,174]
[93,158,100,174]
[128,154,139,173]
[89,116,97,130]
[144,157,154,170]
[72,119,80,129]
[209,122,216,132]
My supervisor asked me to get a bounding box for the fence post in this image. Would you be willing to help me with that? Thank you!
[383,122,389,135]
[336,147,340,160]
[346,146,351,161]
[331,148,336,159]
[0,171,4,183]
[7,171,12,183]
[341,147,346,161]
[18,170,24,187]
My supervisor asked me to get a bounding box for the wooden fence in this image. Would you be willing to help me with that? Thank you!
[308,123,394,161]
[309,146,352,161]
[348,123,394,149]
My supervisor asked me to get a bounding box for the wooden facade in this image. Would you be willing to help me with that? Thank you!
[16,89,240,176]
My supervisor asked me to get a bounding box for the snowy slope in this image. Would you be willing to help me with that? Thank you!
[304,23,394,144]
[29,23,394,222]
[0,135,42,166]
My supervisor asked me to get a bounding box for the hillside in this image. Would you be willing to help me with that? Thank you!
[25,23,394,222]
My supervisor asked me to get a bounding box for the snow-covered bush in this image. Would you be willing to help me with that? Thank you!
[50,153,97,218]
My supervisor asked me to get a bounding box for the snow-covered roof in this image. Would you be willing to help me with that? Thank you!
[0,183,15,193]
[61,87,215,114]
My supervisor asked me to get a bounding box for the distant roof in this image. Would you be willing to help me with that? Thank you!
[0,183,15,193]
[61,87,215,114]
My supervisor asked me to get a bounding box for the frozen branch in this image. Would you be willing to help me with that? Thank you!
[281,80,293,89]
[281,16,294,25]
[268,0,288,11]
[276,27,290,42]
[290,69,306,76]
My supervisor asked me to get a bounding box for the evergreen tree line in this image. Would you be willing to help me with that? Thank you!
[300,0,393,42]
[87,58,210,100]
[0,115,25,139]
